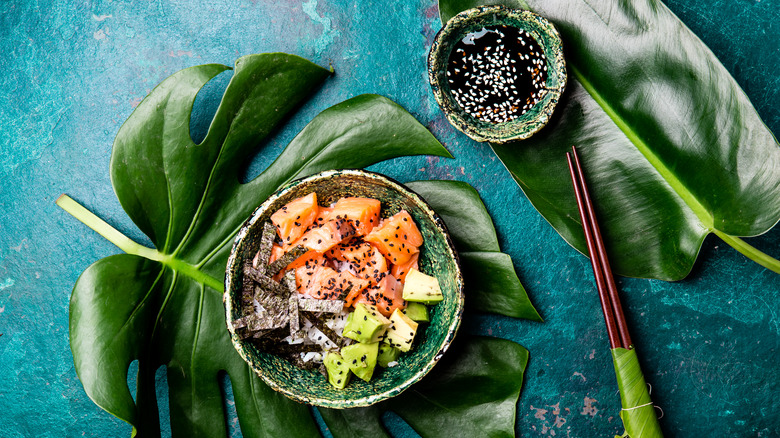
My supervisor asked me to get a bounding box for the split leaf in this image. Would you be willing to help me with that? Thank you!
[439,0,780,280]
[60,53,537,437]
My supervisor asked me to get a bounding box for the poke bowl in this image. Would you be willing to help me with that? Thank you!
[224,169,465,408]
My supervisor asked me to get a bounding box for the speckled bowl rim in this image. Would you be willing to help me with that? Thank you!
[224,169,465,408]
[428,5,567,143]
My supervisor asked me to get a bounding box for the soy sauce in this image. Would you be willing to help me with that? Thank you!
[446,25,548,124]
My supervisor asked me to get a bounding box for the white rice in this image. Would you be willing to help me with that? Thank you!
[288,308,353,363]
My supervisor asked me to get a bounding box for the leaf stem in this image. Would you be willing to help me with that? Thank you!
[56,194,224,292]
[713,229,780,274]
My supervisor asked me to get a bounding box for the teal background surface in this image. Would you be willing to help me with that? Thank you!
[1,0,778,436]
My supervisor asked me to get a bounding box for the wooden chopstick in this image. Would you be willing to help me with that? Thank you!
[567,146,632,349]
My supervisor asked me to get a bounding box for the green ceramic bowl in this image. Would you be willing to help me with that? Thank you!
[428,5,567,143]
[224,169,464,408]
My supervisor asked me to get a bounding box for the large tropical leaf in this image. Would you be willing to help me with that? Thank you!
[439,0,780,280]
[59,53,538,437]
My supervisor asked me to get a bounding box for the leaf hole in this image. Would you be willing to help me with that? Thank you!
[190,69,234,145]
[219,370,241,437]
[127,359,139,403]
[124,361,170,435]
[238,82,331,184]
[382,411,420,437]
[156,365,172,437]
[311,407,336,438]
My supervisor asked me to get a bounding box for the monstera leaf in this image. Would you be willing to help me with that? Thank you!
[59,54,538,437]
[439,0,780,280]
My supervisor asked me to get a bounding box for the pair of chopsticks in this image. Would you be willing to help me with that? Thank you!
[566,146,632,349]
[566,146,664,437]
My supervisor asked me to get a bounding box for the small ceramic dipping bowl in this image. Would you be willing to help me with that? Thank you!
[224,169,465,408]
[429,5,567,143]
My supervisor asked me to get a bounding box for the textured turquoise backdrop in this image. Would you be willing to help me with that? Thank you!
[1,0,778,436]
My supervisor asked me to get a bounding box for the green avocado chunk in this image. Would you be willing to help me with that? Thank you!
[402,302,429,322]
[343,303,390,343]
[402,268,443,304]
[341,342,379,382]
[377,343,402,368]
[324,351,351,389]
[385,309,419,352]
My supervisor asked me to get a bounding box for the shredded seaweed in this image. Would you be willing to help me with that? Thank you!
[298,298,344,313]
[240,264,255,315]
[253,290,289,328]
[252,222,277,273]
[303,313,344,347]
[244,264,290,296]
[267,245,308,275]
[284,272,300,335]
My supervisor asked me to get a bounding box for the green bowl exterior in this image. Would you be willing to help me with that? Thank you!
[224,169,465,408]
[428,5,567,143]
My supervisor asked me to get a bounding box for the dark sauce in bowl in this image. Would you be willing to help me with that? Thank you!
[446,25,548,124]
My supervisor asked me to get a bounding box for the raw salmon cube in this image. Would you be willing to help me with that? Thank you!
[271,192,319,246]
[328,197,381,236]
[365,210,423,265]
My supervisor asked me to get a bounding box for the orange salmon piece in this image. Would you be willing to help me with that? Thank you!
[356,274,406,317]
[391,252,419,283]
[299,218,356,253]
[333,271,370,306]
[271,192,319,246]
[298,264,338,299]
[328,197,381,236]
[294,255,332,295]
[330,242,388,286]
[298,263,369,301]
[365,210,423,265]
[327,241,374,263]
[283,207,333,250]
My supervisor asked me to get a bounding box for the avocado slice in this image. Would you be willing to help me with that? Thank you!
[377,343,402,367]
[385,308,418,352]
[341,342,379,382]
[402,268,443,304]
[343,303,390,343]
[402,302,429,322]
[324,351,351,389]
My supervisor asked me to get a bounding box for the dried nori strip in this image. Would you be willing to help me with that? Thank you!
[302,314,343,347]
[252,221,277,273]
[282,270,296,294]
[267,245,308,276]
[241,261,256,314]
[298,298,344,314]
[232,309,279,332]
[244,264,289,296]
[288,293,299,336]
[257,294,289,329]
[237,328,274,340]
